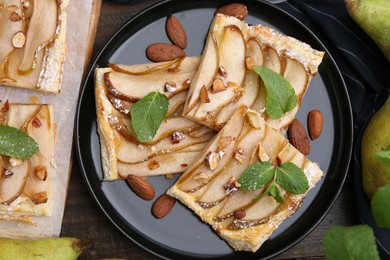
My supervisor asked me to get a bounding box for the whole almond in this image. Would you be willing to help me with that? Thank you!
[307,110,323,140]
[288,119,310,155]
[146,43,185,62]
[152,193,176,219]
[126,174,155,201]
[166,15,187,49]
[215,3,248,20]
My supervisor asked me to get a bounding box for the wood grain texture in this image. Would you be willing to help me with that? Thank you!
[61,0,359,259]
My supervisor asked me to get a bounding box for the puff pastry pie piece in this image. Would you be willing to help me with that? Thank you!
[168,106,324,252]
[0,101,56,222]
[0,0,68,93]
[95,57,216,180]
[182,14,324,131]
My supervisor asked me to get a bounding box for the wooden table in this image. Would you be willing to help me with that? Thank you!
[60,0,360,258]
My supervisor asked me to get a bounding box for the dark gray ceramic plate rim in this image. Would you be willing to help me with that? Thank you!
[75,0,353,259]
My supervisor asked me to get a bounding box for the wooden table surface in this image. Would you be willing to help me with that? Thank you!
[60,0,359,259]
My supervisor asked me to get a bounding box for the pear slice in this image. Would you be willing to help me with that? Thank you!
[194,25,246,120]
[117,146,205,178]
[116,127,214,164]
[18,0,58,73]
[264,47,282,73]
[0,159,31,206]
[197,127,266,206]
[177,106,246,192]
[0,0,23,74]
[183,32,219,114]
[246,38,264,67]
[109,58,186,76]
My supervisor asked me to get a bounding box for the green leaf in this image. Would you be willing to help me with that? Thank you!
[239,162,275,190]
[275,162,309,194]
[323,225,379,260]
[0,125,39,159]
[371,184,390,228]
[254,66,297,119]
[264,183,284,204]
[131,92,169,142]
[376,145,390,166]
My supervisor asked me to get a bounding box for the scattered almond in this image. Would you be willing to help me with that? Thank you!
[34,165,47,181]
[10,11,22,22]
[166,15,187,49]
[164,81,177,93]
[227,81,238,87]
[3,169,13,178]
[200,85,210,103]
[126,174,155,201]
[258,145,270,162]
[218,66,227,77]
[233,210,246,219]
[246,110,262,129]
[146,43,185,62]
[234,149,245,164]
[307,110,323,140]
[223,177,241,194]
[152,193,176,219]
[171,131,185,144]
[245,56,255,71]
[12,31,25,48]
[204,151,219,170]
[182,78,191,88]
[215,3,248,20]
[212,78,227,93]
[32,116,42,128]
[148,160,160,170]
[288,119,310,155]
[32,192,48,205]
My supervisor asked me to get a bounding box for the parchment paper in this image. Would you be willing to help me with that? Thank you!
[0,0,94,238]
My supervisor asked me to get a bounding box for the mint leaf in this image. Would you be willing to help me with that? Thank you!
[0,125,39,159]
[324,225,379,260]
[254,66,297,119]
[371,184,390,228]
[376,145,390,166]
[275,162,309,194]
[131,92,168,142]
[239,162,275,190]
[264,183,284,204]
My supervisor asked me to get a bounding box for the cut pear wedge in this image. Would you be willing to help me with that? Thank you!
[168,106,324,252]
[0,102,55,218]
[95,57,215,180]
[182,14,324,131]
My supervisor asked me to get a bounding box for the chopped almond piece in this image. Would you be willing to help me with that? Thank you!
[212,78,227,93]
[200,86,210,103]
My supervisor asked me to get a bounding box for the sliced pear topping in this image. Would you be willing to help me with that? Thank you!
[177,106,247,192]
[283,57,309,100]
[0,159,30,205]
[264,47,281,73]
[184,32,218,113]
[246,38,264,67]
[18,0,58,73]
[194,25,246,119]
[106,92,131,115]
[104,72,140,102]
[109,58,186,76]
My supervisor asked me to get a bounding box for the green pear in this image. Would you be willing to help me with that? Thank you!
[0,237,84,260]
[346,0,390,62]
[361,96,390,199]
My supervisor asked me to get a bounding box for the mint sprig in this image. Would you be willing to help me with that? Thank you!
[0,125,39,159]
[371,184,390,228]
[254,66,298,119]
[239,161,308,204]
[131,92,168,142]
[376,145,390,166]
[324,225,379,260]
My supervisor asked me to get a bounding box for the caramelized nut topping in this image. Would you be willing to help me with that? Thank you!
[232,92,243,103]
[3,169,14,178]
[212,78,227,93]
[34,166,47,181]
[171,131,185,144]
[245,56,255,71]
[32,116,42,128]
[182,78,191,88]
[204,151,219,170]
[32,192,48,205]
[193,172,209,183]
[168,67,181,73]
[10,11,22,21]
[164,81,177,93]
[148,160,160,170]
[223,177,241,194]
[258,145,270,162]
[12,31,26,48]
[3,100,9,112]
[233,210,246,220]
[227,81,238,87]
[218,66,227,77]
[200,85,210,103]
[246,110,261,129]
[181,163,188,167]
[9,157,23,167]
[234,149,244,164]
